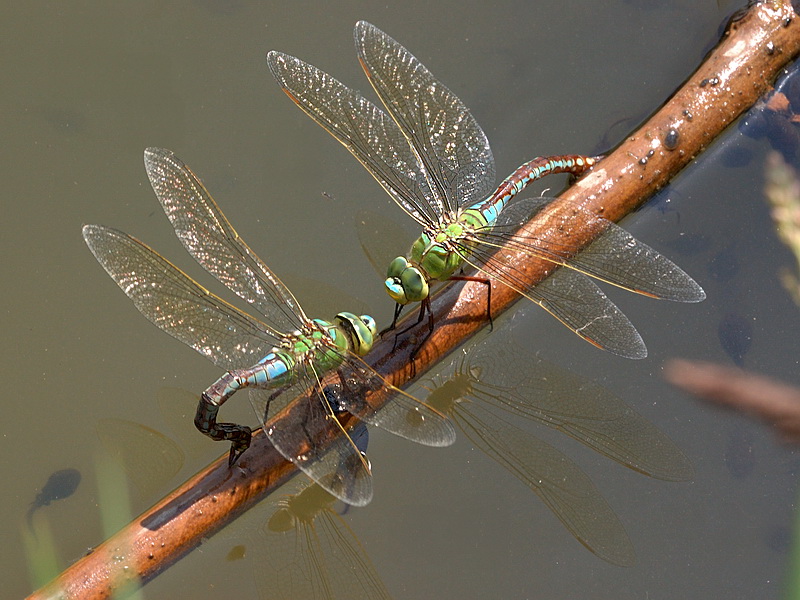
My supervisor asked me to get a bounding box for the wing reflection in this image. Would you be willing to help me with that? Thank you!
[413,335,692,565]
[253,475,392,600]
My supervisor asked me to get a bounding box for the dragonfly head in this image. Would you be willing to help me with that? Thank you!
[385,256,429,305]
[335,312,377,356]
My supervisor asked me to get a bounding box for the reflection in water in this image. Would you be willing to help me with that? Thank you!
[226,544,247,561]
[708,243,740,283]
[26,468,82,532]
[717,312,753,367]
[96,418,184,498]
[414,336,693,566]
[253,478,392,600]
[741,63,800,164]
[156,387,216,459]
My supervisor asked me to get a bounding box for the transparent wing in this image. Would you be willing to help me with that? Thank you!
[453,402,635,566]
[355,21,496,213]
[452,238,648,359]
[83,225,277,371]
[331,351,457,447]
[144,147,308,335]
[268,51,439,228]
[306,510,392,599]
[465,345,694,481]
[355,207,417,278]
[489,196,706,302]
[249,341,455,506]
[250,363,374,507]
[261,514,334,600]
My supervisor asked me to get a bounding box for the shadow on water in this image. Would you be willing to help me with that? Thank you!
[26,469,82,535]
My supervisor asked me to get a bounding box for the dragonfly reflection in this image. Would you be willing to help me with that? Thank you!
[254,462,392,598]
[414,335,693,565]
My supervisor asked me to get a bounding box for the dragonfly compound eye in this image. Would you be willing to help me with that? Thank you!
[386,256,409,278]
[359,314,378,338]
[385,275,408,304]
[335,311,374,355]
[400,267,428,303]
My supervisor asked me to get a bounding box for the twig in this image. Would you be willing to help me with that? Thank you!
[665,359,800,443]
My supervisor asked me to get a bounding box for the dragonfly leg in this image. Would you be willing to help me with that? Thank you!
[195,372,254,466]
[259,384,291,423]
[408,297,435,366]
[394,298,429,338]
[379,303,405,337]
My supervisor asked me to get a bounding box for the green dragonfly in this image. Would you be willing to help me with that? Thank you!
[83,148,455,506]
[268,22,705,359]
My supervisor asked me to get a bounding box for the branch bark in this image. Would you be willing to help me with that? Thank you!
[28,3,800,598]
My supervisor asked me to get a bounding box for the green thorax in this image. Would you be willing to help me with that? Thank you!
[290,313,375,369]
[410,210,488,281]
[287,319,347,372]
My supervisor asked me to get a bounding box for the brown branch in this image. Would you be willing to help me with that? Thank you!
[28,3,800,599]
[664,359,800,443]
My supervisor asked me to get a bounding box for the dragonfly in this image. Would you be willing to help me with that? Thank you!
[267,21,705,359]
[415,330,693,565]
[82,148,455,506]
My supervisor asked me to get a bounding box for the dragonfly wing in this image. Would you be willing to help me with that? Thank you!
[250,381,373,507]
[144,148,307,335]
[332,351,457,447]
[355,207,418,277]
[455,402,635,566]
[83,225,276,371]
[259,485,335,600]
[466,344,693,481]
[458,241,647,358]
[355,21,496,213]
[267,51,439,229]
[492,197,706,302]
